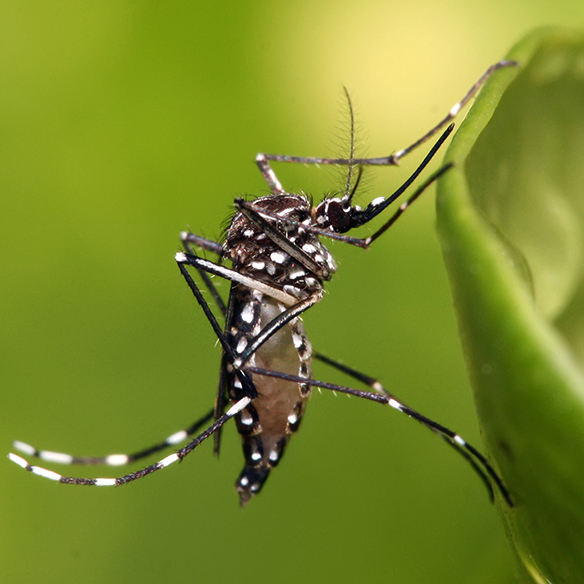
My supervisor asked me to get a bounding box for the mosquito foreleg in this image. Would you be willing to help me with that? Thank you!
[176,252,298,307]
[256,60,518,173]
[255,153,286,195]
[390,59,518,163]
[176,257,257,398]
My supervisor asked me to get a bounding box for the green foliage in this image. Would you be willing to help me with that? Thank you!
[437,28,584,583]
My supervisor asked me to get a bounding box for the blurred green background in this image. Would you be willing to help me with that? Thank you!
[1,3,582,584]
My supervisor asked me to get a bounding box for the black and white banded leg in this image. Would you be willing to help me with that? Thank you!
[8,245,324,486]
[11,408,214,468]
[255,60,518,195]
[313,352,501,503]
[243,365,514,507]
[8,398,250,486]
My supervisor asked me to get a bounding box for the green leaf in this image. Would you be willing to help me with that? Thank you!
[436,28,584,583]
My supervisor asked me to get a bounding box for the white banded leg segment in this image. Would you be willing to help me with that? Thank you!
[8,453,62,482]
[165,430,188,445]
[12,441,35,456]
[175,252,297,307]
[388,398,404,412]
[10,409,214,470]
[9,451,117,486]
[226,397,252,417]
[242,365,513,506]
[31,466,62,482]
[13,437,181,467]
[158,453,180,468]
[10,446,195,487]
[12,441,74,465]
[94,478,117,487]
[8,399,251,488]
[105,454,129,466]
[453,435,466,446]
[8,453,29,469]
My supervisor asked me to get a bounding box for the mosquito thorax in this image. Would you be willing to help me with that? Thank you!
[224,194,337,293]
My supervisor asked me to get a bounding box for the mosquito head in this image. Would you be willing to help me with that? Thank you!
[313,163,367,234]
[313,197,352,233]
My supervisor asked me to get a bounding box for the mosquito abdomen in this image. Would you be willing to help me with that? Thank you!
[228,290,312,506]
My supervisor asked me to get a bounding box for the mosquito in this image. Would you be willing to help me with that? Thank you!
[9,60,517,507]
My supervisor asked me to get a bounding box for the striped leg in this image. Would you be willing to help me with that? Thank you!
[255,60,518,194]
[180,232,227,315]
[243,365,513,507]
[313,352,497,501]
[11,408,214,468]
[8,398,250,486]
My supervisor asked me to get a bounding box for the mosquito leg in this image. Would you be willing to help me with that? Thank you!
[176,255,258,399]
[241,123,453,262]
[388,60,518,164]
[178,231,231,452]
[255,60,518,176]
[8,398,251,486]
[313,351,495,500]
[176,259,234,358]
[11,408,215,468]
[255,153,286,195]
[213,357,229,457]
[243,366,513,507]
[180,231,227,315]
[235,159,452,251]
[176,252,298,307]
[313,351,386,394]
[176,251,320,398]
[180,232,224,256]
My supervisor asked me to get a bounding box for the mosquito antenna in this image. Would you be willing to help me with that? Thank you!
[341,86,357,203]
[349,165,364,200]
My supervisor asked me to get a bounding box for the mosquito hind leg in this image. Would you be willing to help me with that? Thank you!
[313,351,387,394]
[8,398,251,486]
[11,408,215,468]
